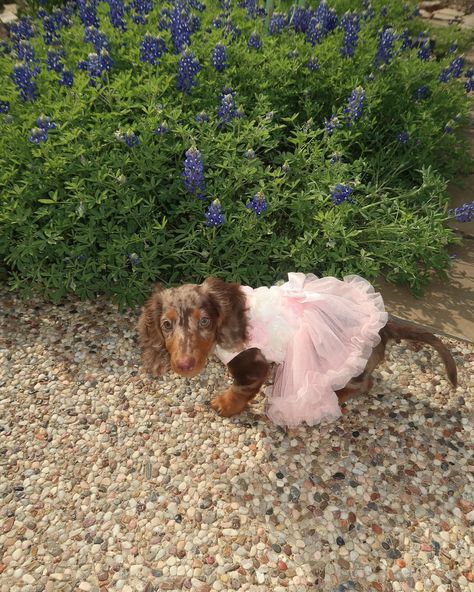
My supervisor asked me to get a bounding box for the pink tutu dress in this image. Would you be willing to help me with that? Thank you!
[215,273,388,428]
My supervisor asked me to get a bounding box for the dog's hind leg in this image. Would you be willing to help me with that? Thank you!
[335,341,386,404]
[211,348,269,417]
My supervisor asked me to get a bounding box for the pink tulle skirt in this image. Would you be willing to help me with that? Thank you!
[215,273,388,428]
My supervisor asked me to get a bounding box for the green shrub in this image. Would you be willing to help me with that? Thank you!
[0,0,472,307]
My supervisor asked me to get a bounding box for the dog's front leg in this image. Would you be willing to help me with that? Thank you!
[211,348,269,417]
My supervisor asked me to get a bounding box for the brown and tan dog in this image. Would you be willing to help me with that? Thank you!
[138,277,457,419]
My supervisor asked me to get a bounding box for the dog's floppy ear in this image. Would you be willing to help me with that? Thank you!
[138,284,170,376]
[201,276,248,350]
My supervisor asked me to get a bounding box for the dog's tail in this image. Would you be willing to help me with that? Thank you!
[382,320,457,387]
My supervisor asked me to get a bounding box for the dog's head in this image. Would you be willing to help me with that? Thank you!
[138,277,248,377]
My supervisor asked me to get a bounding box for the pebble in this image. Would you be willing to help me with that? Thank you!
[0,289,472,592]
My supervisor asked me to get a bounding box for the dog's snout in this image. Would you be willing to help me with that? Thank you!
[176,356,196,372]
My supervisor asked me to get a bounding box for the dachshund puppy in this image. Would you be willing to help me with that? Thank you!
[138,277,457,422]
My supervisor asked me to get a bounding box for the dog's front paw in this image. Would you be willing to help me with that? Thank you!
[211,389,248,417]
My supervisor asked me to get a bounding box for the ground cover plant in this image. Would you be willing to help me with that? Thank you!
[0,0,473,307]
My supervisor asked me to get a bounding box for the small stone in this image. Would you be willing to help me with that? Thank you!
[3,517,15,533]
[372,524,383,535]
[336,537,345,546]
[333,472,345,480]
[79,583,92,592]
[277,560,288,571]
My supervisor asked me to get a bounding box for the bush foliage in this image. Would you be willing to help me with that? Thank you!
[0,0,473,307]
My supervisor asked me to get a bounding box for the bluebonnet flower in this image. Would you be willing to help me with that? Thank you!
[362,0,375,20]
[307,57,320,72]
[306,18,323,46]
[449,43,458,54]
[331,184,353,205]
[189,0,205,11]
[183,146,206,199]
[77,1,100,29]
[444,121,453,134]
[340,12,360,58]
[439,56,465,83]
[211,44,228,72]
[223,19,241,41]
[417,41,431,61]
[122,130,140,147]
[131,0,153,21]
[11,62,40,102]
[106,0,127,32]
[287,49,298,59]
[190,15,201,33]
[329,153,340,164]
[213,17,223,28]
[248,32,262,50]
[449,200,474,223]
[243,148,255,159]
[59,70,74,86]
[84,27,110,52]
[240,0,257,18]
[397,131,410,144]
[439,68,450,83]
[46,49,64,73]
[16,40,36,63]
[399,29,411,51]
[465,72,474,93]
[78,49,113,87]
[269,13,286,35]
[315,0,338,33]
[140,34,167,65]
[344,87,365,126]
[0,100,10,113]
[158,7,171,30]
[52,6,73,30]
[289,7,309,32]
[176,50,201,93]
[154,122,169,135]
[128,253,140,266]
[413,85,430,100]
[170,1,191,54]
[374,28,395,67]
[412,5,420,17]
[37,114,56,130]
[218,88,241,127]
[246,191,268,216]
[195,111,209,123]
[204,199,225,227]
[28,127,48,144]
[10,18,35,42]
[449,56,464,79]
[380,6,388,18]
[324,115,341,135]
[42,15,61,45]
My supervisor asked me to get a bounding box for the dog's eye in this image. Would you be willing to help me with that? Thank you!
[199,317,210,328]
[161,319,173,332]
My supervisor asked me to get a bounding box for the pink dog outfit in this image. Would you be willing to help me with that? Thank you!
[215,273,388,428]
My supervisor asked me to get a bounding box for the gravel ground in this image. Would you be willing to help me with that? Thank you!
[0,289,473,592]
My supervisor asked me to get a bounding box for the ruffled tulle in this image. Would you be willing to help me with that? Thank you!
[265,273,388,427]
[214,273,388,428]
